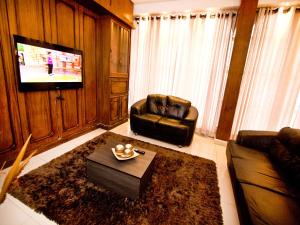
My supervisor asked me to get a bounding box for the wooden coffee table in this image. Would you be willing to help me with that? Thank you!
[86,140,156,199]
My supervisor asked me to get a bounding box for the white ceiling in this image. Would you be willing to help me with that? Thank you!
[132,0,300,15]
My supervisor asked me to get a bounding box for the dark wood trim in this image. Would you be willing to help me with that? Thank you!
[216,0,258,141]
[97,117,128,130]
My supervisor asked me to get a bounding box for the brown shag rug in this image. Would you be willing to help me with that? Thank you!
[9,132,223,225]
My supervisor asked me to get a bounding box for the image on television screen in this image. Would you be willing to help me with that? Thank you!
[16,42,82,83]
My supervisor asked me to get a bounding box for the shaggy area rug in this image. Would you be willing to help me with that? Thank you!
[9,132,223,225]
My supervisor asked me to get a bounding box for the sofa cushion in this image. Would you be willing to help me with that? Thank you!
[131,113,162,131]
[166,96,191,119]
[227,141,269,161]
[157,118,189,145]
[227,142,298,198]
[147,94,167,116]
[240,183,300,225]
[277,127,300,155]
[270,139,300,188]
[232,157,297,197]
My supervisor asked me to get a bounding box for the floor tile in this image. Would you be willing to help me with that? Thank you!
[0,197,31,225]
[38,128,106,163]
[18,157,47,177]
[21,217,40,225]
[7,194,55,224]
[222,202,240,225]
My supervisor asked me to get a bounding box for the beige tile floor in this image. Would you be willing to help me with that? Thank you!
[0,122,239,225]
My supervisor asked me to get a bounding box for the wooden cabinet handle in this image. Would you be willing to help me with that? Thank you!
[56,95,65,101]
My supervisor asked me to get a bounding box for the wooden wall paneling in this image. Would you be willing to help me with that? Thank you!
[7,0,60,150]
[83,11,98,125]
[42,0,61,142]
[55,0,82,137]
[74,1,84,131]
[0,51,14,153]
[98,17,111,125]
[216,0,258,140]
[0,0,23,165]
[0,0,133,166]
[96,17,104,126]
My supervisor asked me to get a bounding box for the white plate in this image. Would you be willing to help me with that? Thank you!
[111,148,140,161]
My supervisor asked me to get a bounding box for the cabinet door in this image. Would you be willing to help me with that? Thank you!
[0,49,19,155]
[0,0,23,162]
[120,95,128,119]
[110,20,130,77]
[55,1,82,138]
[109,97,120,123]
[83,13,97,126]
[10,0,60,150]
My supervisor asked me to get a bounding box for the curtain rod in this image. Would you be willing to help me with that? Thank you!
[134,12,237,21]
[134,7,238,18]
[133,4,300,18]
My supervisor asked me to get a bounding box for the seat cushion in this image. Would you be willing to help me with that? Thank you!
[166,96,191,119]
[131,113,162,131]
[232,157,297,197]
[227,141,269,161]
[241,183,300,225]
[157,118,189,145]
[227,142,298,198]
[147,94,167,116]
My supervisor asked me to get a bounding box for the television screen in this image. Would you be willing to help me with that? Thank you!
[14,35,83,91]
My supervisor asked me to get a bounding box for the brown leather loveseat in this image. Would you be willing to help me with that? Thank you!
[227,127,300,225]
[130,94,198,146]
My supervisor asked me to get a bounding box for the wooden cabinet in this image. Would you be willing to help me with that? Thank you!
[109,95,128,124]
[0,0,100,166]
[98,17,130,129]
[0,0,132,167]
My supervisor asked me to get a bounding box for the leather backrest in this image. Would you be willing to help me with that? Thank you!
[277,127,300,156]
[147,94,167,116]
[166,96,191,119]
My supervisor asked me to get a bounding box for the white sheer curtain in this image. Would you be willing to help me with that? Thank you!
[129,12,236,137]
[231,7,300,138]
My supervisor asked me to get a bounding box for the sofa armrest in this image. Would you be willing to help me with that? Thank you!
[183,106,198,123]
[130,99,147,115]
[236,130,278,152]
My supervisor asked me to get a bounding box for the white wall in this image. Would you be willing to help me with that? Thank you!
[133,0,300,15]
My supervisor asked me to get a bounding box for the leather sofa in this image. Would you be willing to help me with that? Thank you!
[130,94,198,146]
[227,127,300,225]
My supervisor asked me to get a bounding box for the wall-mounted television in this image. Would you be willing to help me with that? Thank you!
[14,35,83,91]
